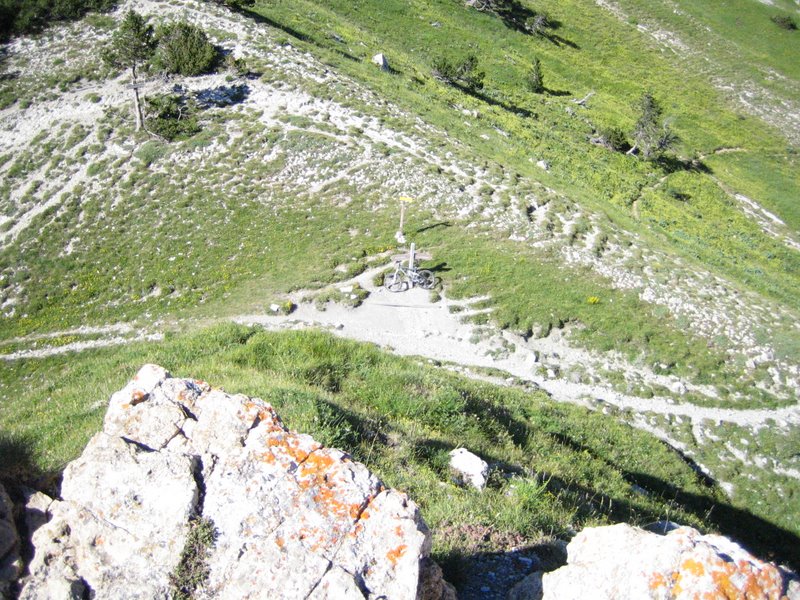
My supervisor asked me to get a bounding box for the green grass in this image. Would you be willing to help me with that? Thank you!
[2,98,774,406]
[244,0,800,310]
[1,324,797,575]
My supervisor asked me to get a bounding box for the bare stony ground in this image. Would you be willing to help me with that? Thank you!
[1,0,799,556]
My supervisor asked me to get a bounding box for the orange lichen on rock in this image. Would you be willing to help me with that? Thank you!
[669,552,788,600]
[275,537,285,549]
[243,399,284,432]
[301,456,358,522]
[387,544,407,566]
[681,558,707,578]
[706,556,787,600]
[265,433,319,466]
[258,451,276,465]
[649,572,667,591]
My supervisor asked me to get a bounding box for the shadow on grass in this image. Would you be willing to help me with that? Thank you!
[415,221,451,234]
[459,86,535,118]
[658,155,713,175]
[542,32,580,49]
[438,464,800,596]
[543,87,571,97]
[541,429,800,572]
[235,7,361,62]
[0,435,44,485]
[424,262,452,274]
[321,389,800,575]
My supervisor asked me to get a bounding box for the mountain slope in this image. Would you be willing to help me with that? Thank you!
[0,0,798,575]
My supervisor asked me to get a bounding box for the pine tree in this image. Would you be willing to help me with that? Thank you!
[628,92,677,160]
[104,10,156,131]
[527,57,544,93]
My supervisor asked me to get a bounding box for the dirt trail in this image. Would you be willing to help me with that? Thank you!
[232,267,800,431]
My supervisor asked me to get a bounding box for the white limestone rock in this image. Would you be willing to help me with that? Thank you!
[19,364,454,600]
[372,53,389,71]
[449,448,489,490]
[541,523,799,600]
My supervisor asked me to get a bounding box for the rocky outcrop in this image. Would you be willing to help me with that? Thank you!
[525,523,800,600]
[19,364,455,599]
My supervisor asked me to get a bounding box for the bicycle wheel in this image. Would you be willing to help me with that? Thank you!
[416,270,436,290]
[384,271,408,292]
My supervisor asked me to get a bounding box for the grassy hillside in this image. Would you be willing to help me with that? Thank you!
[2,325,797,576]
[0,0,799,582]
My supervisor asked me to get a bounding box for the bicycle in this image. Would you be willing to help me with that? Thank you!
[384,260,436,292]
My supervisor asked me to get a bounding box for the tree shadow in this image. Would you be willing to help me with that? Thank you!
[415,221,452,234]
[541,32,580,49]
[539,429,800,572]
[315,391,800,580]
[440,463,800,597]
[658,155,713,175]
[543,87,571,97]
[194,83,251,109]
[458,86,535,118]
[234,7,361,62]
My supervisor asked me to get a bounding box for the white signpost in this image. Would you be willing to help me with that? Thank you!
[395,195,414,244]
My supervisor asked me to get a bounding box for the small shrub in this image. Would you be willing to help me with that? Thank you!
[145,93,201,141]
[432,54,485,92]
[596,127,629,152]
[525,12,550,36]
[771,15,797,30]
[154,21,219,76]
[170,517,217,600]
[133,140,168,167]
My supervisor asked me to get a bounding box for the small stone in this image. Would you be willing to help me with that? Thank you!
[670,381,687,395]
[449,448,488,490]
[270,303,281,312]
[371,53,389,71]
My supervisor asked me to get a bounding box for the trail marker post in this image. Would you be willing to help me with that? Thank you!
[396,196,414,244]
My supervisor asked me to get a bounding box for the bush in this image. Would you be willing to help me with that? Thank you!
[145,93,201,141]
[154,21,219,76]
[598,127,629,152]
[771,15,797,30]
[431,54,485,93]
[0,0,117,40]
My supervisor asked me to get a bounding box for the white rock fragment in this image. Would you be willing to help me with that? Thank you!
[449,448,489,490]
[371,53,389,71]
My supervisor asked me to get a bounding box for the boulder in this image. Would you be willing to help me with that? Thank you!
[372,53,389,71]
[0,482,21,598]
[20,364,454,600]
[540,523,799,600]
[449,448,488,490]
